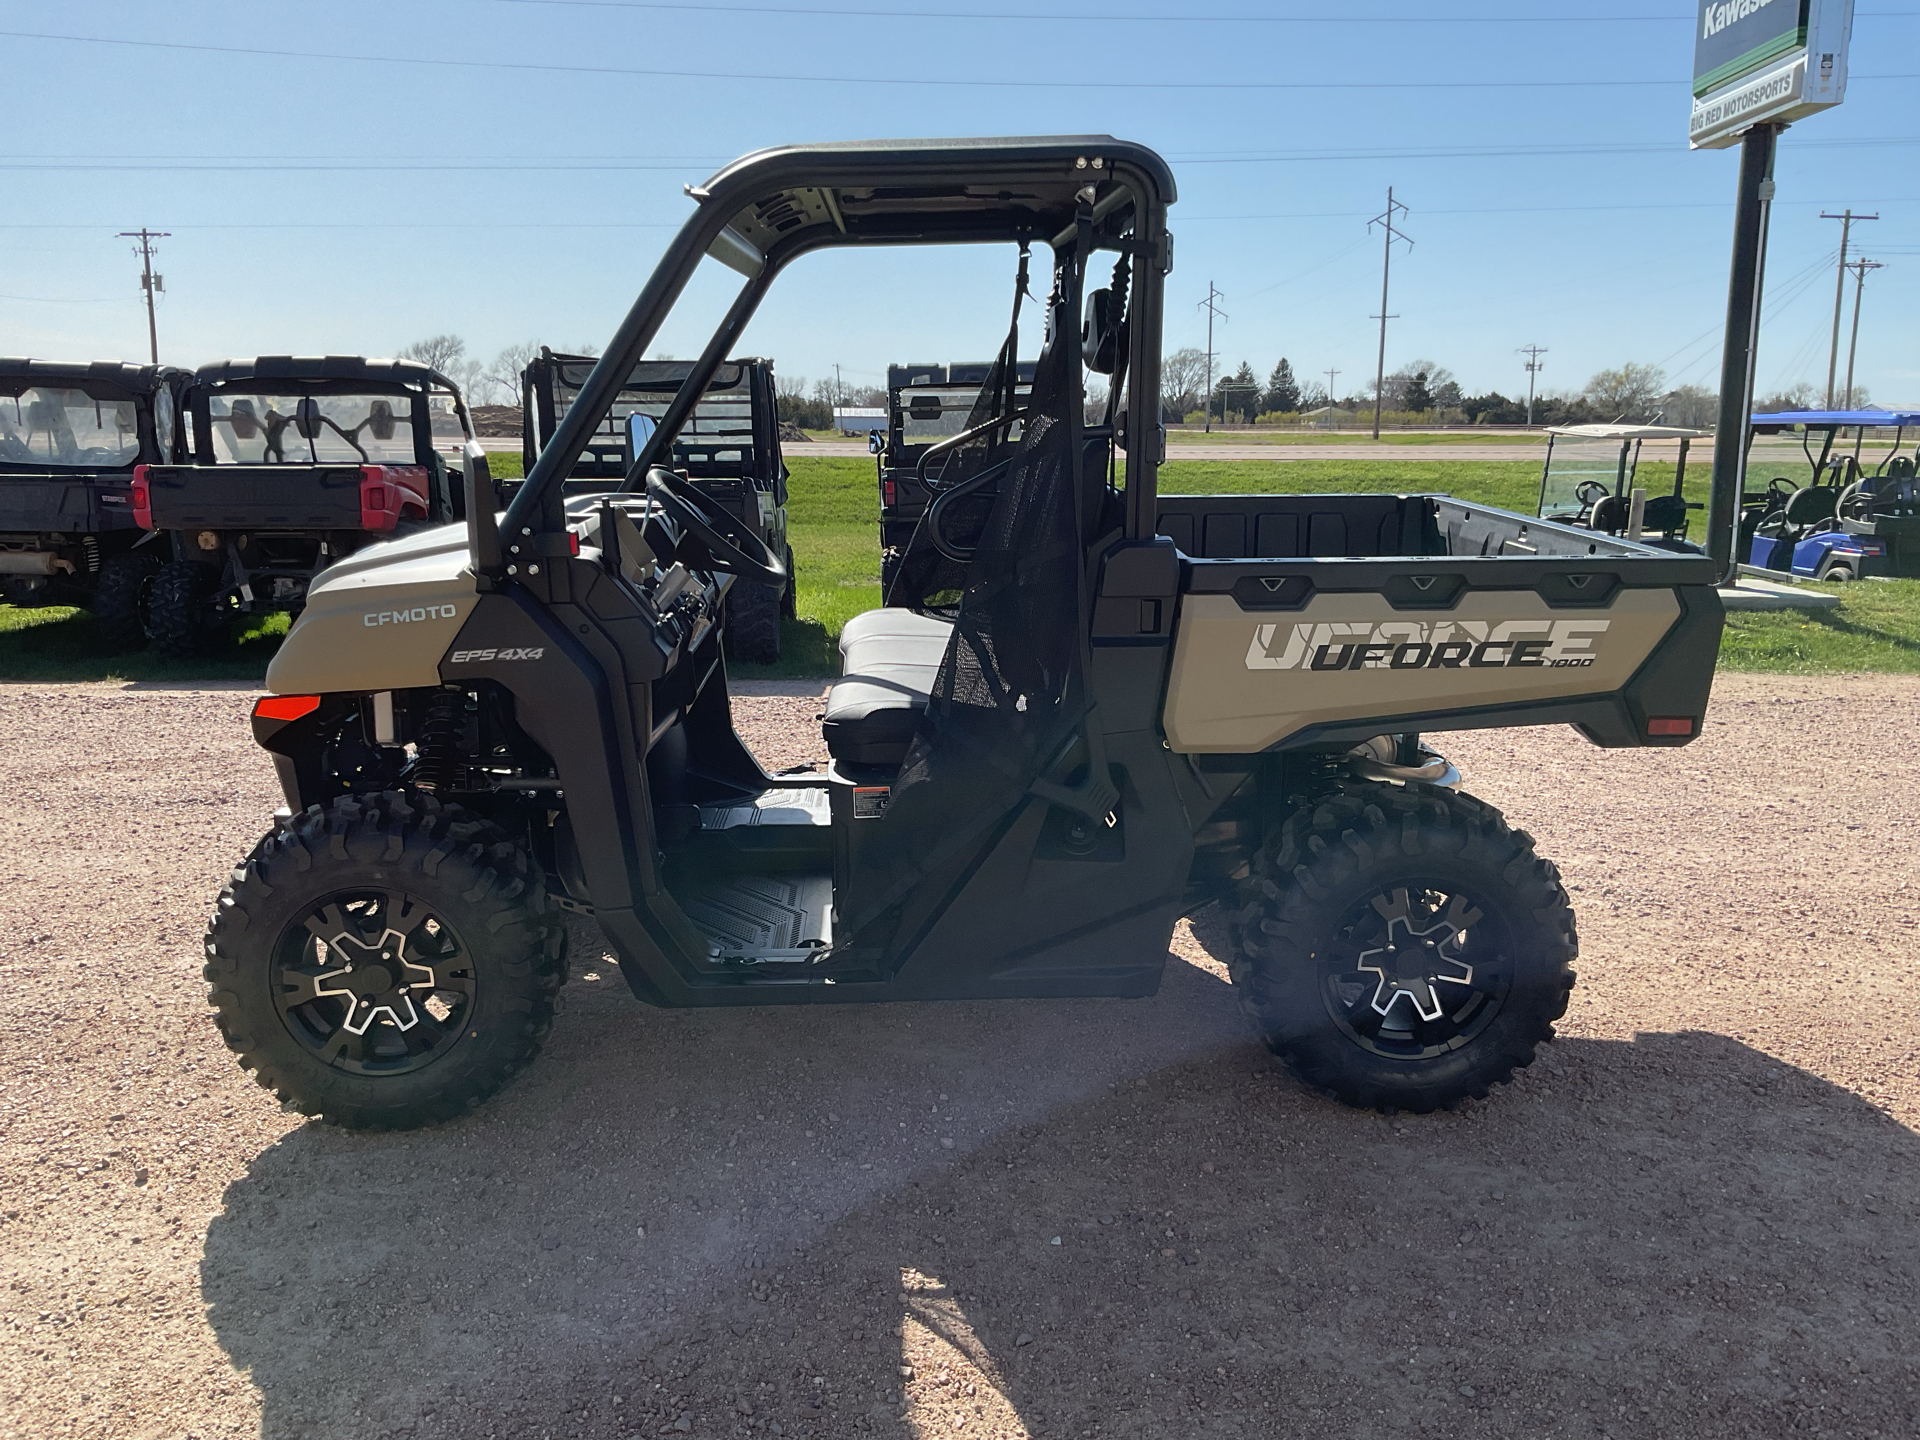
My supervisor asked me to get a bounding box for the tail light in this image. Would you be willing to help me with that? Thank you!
[882,478,897,509]
[131,464,152,529]
[1646,716,1695,737]
[254,695,322,722]
[360,465,431,531]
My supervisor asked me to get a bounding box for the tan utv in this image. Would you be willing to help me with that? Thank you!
[202,137,1722,1131]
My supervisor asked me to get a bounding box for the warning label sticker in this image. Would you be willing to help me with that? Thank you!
[852,787,891,820]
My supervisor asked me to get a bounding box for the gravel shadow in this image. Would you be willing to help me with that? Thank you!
[202,916,1920,1440]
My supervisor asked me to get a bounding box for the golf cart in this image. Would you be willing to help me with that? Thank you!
[136,357,473,657]
[0,359,190,646]
[874,359,1035,600]
[207,137,1723,1132]
[520,350,793,662]
[1537,423,1705,554]
[1743,409,1920,581]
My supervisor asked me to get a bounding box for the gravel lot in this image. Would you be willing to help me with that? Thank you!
[2,675,1916,1440]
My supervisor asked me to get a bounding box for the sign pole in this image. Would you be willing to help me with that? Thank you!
[1706,122,1782,586]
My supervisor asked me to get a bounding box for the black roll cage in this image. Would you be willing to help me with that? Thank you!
[501,137,1175,550]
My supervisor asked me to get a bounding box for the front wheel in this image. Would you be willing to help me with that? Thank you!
[203,793,566,1129]
[1230,783,1576,1113]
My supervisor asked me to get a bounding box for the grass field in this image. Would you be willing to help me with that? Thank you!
[1165,430,1546,447]
[5,453,1917,683]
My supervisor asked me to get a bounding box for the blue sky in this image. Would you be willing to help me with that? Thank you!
[3,0,1915,406]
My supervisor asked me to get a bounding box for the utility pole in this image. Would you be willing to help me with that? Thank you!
[1323,368,1340,432]
[1820,209,1877,407]
[1518,344,1548,427]
[118,228,170,364]
[1842,257,1884,408]
[1367,188,1412,440]
[1198,282,1227,433]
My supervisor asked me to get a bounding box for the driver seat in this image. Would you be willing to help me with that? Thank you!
[821,609,953,768]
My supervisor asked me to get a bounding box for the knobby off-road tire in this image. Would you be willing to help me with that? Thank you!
[204,792,567,1130]
[727,577,783,664]
[781,544,798,620]
[91,550,161,650]
[149,560,228,659]
[1230,782,1577,1113]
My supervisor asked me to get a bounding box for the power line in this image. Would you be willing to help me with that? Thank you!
[1368,188,1412,441]
[1820,209,1879,406]
[5,29,1912,91]
[116,228,168,365]
[483,0,1920,21]
[1518,345,1548,427]
[1198,283,1227,435]
[1843,258,1886,407]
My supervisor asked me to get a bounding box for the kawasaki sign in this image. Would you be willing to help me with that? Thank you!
[1690,0,1853,149]
[1695,0,1808,97]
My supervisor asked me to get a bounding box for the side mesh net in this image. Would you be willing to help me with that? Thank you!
[840,247,1091,945]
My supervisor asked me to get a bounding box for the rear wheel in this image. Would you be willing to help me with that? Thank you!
[1821,561,1856,583]
[781,544,798,619]
[203,792,566,1130]
[1230,783,1576,1113]
[150,560,228,659]
[92,550,161,650]
[727,576,783,664]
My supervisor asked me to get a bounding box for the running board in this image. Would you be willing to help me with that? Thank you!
[680,873,834,962]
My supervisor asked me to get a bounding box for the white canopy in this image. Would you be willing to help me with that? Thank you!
[1545,423,1706,441]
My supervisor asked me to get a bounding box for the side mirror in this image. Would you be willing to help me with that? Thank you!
[868,431,885,456]
[368,399,396,441]
[226,399,260,440]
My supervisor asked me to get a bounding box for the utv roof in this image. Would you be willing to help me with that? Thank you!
[1751,409,1920,430]
[192,356,461,391]
[0,358,187,388]
[1545,424,1706,440]
[690,135,1177,266]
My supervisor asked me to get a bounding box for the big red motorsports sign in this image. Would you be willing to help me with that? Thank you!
[1690,0,1854,148]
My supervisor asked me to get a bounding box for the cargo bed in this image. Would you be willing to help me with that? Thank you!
[1147,493,1722,753]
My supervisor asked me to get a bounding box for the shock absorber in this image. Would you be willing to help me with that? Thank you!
[411,689,466,793]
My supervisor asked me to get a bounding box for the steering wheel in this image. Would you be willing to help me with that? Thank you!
[1574,480,1610,508]
[643,467,787,589]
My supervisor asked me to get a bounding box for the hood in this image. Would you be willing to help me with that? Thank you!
[264,522,479,695]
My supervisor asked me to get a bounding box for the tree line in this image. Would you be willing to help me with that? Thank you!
[1152,350,1812,430]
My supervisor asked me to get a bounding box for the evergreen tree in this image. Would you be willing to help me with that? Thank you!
[1403,370,1433,414]
[1264,359,1301,414]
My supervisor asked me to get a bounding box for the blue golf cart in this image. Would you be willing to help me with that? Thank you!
[1743,410,1920,582]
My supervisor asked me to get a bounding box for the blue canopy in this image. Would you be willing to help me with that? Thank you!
[1752,409,1920,430]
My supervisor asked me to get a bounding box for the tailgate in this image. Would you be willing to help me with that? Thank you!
[0,474,124,533]
[1161,496,1723,753]
[139,464,421,531]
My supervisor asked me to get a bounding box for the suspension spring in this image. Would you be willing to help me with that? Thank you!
[412,689,466,793]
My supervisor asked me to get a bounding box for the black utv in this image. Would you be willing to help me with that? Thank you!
[521,349,794,662]
[0,359,189,646]
[874,360,1035,601]
[206,137,1722,1132]
[136,356,473,657]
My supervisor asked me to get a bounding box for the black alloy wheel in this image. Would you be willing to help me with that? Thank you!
[272,888,476,1077]
[1230,782,1576,1113]
[1318,883,1512,1062]
[205,792,566,1129]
